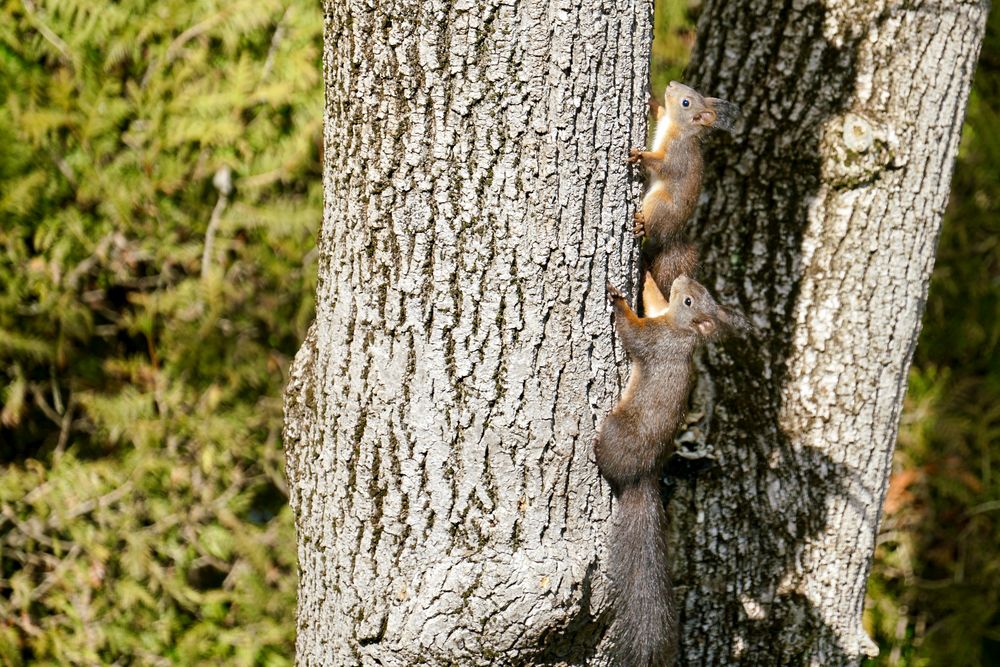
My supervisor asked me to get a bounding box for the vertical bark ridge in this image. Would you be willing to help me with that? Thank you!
[285,0,653,664]
[673,2,987,665]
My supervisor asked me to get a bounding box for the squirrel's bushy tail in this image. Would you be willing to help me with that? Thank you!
[608,476,678,667]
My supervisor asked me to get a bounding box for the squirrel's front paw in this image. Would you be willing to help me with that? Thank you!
[627,148,642,164]
[606,282,624,304]
[633,212,646,237]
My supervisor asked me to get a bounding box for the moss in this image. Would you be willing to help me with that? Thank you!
[348,410,368,491]
[369,441,386,549]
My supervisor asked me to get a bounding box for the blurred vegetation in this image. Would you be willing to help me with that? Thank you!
[650,0,695,96]
[651,2,1000,666]
[0,0,995,665]
[0,0,320,663]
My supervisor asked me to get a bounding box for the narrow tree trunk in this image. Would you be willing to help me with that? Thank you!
[671,1,988,665]
[284,1,652,664]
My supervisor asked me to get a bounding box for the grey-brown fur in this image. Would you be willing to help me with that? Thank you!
[595,275,748,666]
[649,242,699,308]
[628,82,738,316]
[628,81,739,253]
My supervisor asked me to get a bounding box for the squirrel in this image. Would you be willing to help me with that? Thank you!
[628,81,739,249]
[648,241,698,310]
[595,272,749,667]
[627,82,738,303]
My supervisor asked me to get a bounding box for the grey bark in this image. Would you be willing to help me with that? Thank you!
[673,1,988,665]
[284,0,651,664]
[285,0,987,665]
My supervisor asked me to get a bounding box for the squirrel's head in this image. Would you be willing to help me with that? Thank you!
[666,275,752,339]
[664,81,740,135]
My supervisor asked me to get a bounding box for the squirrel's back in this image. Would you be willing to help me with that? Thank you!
[644,241,698,309]
[594,348,694,489]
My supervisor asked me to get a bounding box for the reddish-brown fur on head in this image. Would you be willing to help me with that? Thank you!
[666,275,752,339]
[662,81,740,135]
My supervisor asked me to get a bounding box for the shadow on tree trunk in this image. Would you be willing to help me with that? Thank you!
[666,2,899,664]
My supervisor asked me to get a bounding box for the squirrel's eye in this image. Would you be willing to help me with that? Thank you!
[683,296,692,307]
[681,99,690,108]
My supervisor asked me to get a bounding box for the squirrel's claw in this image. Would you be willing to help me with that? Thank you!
[633,212,646,238]
[627,148,642,164]
[606,282,624,303]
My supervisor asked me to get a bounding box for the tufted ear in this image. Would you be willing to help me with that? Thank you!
[718,305,754,337]
[694,317,717,338]
[704,97,740,133]
[692,108,717,127]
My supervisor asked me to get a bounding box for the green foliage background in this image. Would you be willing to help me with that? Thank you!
[0,0,320,663]
[0,0,995,665]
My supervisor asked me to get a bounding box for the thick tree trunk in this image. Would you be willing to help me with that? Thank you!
[671,1,988,665]
[284,0,651,664]
[287,0,987,665]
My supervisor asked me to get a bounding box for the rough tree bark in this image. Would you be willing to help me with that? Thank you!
[671,1,988,665]
[283,0,651,664]
[284,0,987,665]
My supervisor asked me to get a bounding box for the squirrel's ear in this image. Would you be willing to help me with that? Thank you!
[695,317,717,338]
[693,108,717,127]
[718,305,753,336]
[704,98,740,133]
